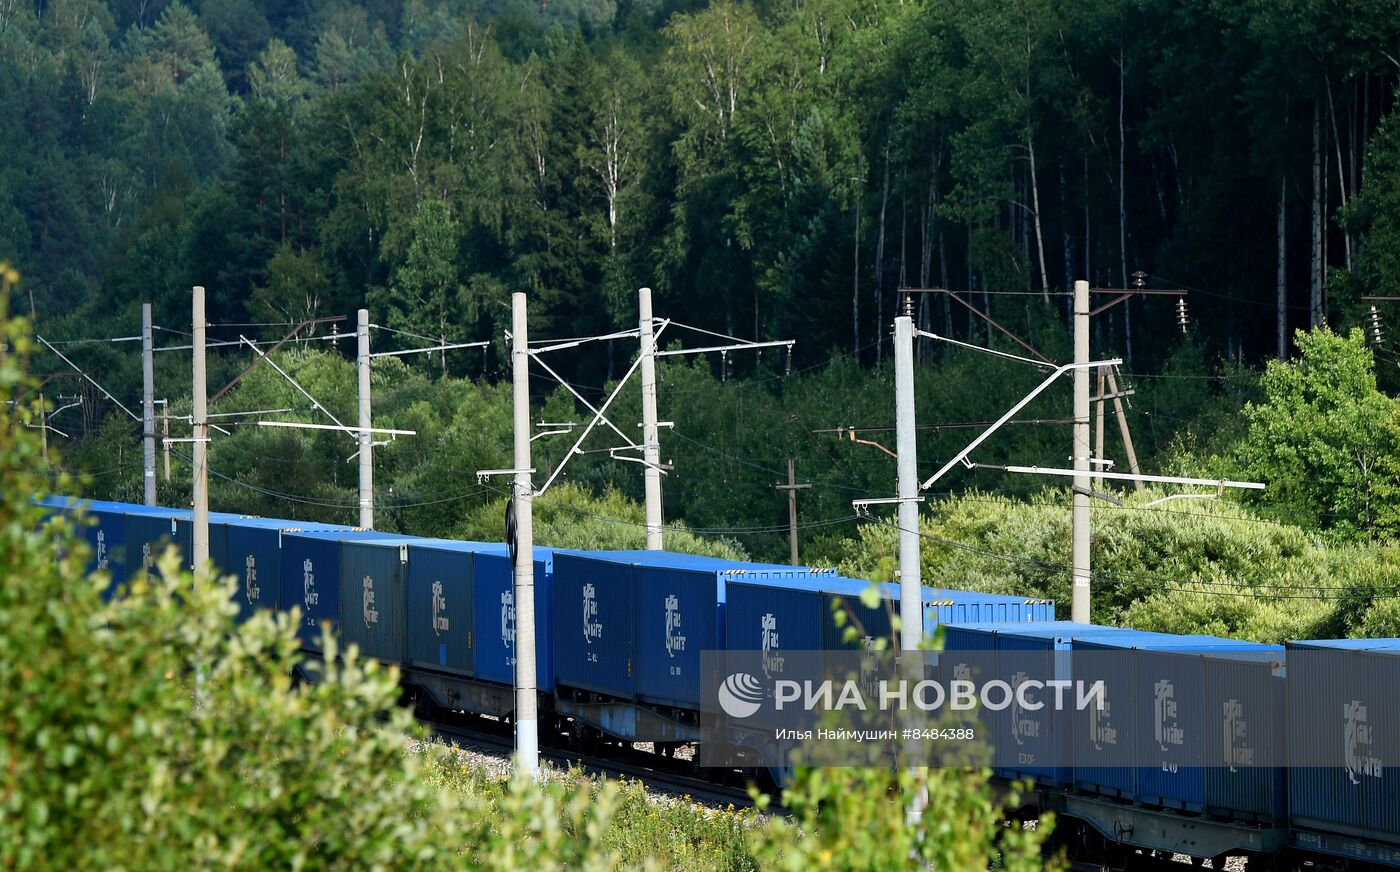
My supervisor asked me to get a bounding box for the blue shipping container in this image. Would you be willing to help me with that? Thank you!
[1136,640,1282,811]
[1287,639,1400,844]
[473,547,554,692]
[405,541,480,676]
[633,557,724,709]
[990,622,1135,787]
[36,497,137,593]
[725,574,875,676]
[173,511,249,576]
[552,551,636,699]
[125,508,190,579]
[879,586,1055,647]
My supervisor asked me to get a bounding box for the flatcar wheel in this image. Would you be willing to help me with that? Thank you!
[570,720,601,756]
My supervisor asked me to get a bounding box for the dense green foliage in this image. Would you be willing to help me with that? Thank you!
[10,0,1400,376]
[1239,328,1400,538]
[813,487,1400,642]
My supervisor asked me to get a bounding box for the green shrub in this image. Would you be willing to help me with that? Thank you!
[457,482,748,559]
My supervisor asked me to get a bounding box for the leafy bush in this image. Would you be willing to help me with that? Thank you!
[1239,327,1400,540]
[457,482,748,559]
[754,766,1055,871]
[813,487,1400,641]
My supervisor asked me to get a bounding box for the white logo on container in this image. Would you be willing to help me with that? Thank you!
[1011,671,1040,746]
[664,594,686,657]
[431,579,449,636]
[362,575,379,626]
[95,530,108,571]
[582,583,602,643]
[1154,679,1183,751]
[1091,693,1117,750]
[761,613,784,678]
[1345,699,1382,784]
[245,554,259,604]
[302,558,318,621]
[1224,699,1253,772]
[501,589,515,646]
[718,672,764,719]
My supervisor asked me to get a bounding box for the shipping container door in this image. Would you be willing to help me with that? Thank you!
[125,510,190,579]
[1202,651,1286,823]
[552,553,635,700]
[222,522,281,620]
[340,539,414,667]
[634,565,718,709]
[406,544,475,676]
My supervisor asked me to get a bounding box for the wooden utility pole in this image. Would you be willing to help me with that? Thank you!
[775,459,811,566]
[1104,368,1144,493]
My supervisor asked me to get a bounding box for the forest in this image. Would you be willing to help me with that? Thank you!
[9,0,1400,640]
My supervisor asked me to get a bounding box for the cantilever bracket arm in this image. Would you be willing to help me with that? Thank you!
[920,358,1122,490]
[914,329,1052,369]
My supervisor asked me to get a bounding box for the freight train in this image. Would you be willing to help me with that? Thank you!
[36,497,1400,870]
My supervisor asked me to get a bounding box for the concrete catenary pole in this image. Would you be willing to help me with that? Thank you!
[192,286,209,573]
[511,292,540,775]
[357,308,373,529]
[894,309,928,824]
[638,287,664,550]
[894,313,922,649]
[1072,280,1091,623]
[142,303,156,506]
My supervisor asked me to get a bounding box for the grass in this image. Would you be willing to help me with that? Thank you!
[424,749,763,871]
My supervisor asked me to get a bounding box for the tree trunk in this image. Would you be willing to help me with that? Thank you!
[1311,100,1323,329]
[1277,175,1287,360]
[1118,50,1128,291]
[1118,49,1132,361]
[1027,129,1050,299]
[1060,157,1073,292]
[899,173,908,290]
[875,134,890,364]
[853,177,862,355]
[1326,73,1352,271]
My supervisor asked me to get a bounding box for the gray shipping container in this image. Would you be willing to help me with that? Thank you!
[1202,650,1287,823]
[1288,639,1400,843]
[339,537,421,666]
